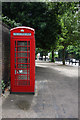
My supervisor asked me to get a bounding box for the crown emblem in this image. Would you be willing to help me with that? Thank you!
[20,29,24,32]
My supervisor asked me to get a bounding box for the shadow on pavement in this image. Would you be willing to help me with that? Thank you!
[2,94,33,111]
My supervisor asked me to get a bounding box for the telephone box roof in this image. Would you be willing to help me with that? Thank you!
[10,26,35,32]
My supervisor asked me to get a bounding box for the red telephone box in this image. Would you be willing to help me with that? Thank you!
[10,26,35,94]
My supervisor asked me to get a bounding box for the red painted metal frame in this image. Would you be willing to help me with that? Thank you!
[10,27,35,93]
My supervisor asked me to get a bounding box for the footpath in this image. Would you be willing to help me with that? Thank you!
[2,60,78,118]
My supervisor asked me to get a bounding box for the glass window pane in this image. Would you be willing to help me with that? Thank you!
[18,41,27,46]
[17,52,27,57]
[18,47,27,51]
[18,58,27,63]
[17,75,27,80]
[17,64,30,68]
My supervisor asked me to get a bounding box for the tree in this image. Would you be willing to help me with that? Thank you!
[2,2,61,62]
[57,2,79,65]
[2,2,79,64]
[38,2,61,61]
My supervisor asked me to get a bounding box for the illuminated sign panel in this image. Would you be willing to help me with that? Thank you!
[13,33,31,36]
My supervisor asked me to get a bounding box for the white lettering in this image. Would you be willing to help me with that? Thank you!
[13,33,31,36]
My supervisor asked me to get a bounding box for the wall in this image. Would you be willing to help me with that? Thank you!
[2,22,10,88]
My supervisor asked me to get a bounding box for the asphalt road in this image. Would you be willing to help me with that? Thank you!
[2,60,78,118]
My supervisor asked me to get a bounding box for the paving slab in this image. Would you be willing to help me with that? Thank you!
[2,60,78,118]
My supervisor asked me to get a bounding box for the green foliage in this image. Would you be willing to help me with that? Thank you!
[49,52,52,61]
[2,15,22,28]
[67,45,80,59]
[49,52,58,62]
[58,11,78,47]
[2,2,60,52]
[2,2,80,62]
[0,80,5,91]
[56,2,80,64]
[54,53,58,58]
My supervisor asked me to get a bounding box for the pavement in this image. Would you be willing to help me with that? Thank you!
[2,60,78,118]
[0,21,2,120]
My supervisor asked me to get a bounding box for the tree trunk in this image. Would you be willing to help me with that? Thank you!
[41,52,43,60]
[40,51,43,60]
[45,55,46,61]
[62,47,66,65]
[42,55,43,60]
[52,50,55,62]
